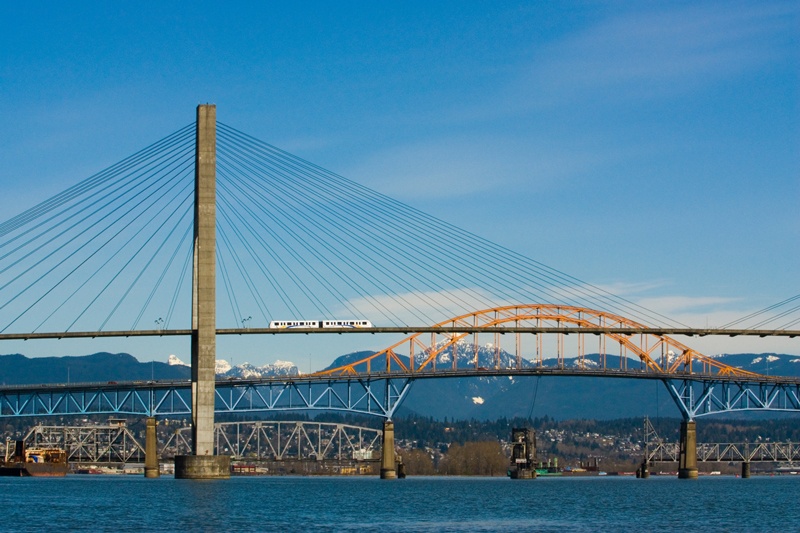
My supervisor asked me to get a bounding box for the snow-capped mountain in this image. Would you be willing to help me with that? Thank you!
[218,359,299,378]
[168,353,298,378]
[168,354,188,366]
[414,339,608,371]
[416,339,528,370]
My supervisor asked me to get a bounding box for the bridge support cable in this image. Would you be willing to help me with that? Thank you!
[216,130,483,322]
[0,124,196,334]
[10,113,798,338]
[216,125,564,322]
[215,184,305,318]
[215,173,342,321]
[721,293,800,331]
[215,143,436,325]
[215,123,683,329]
[0,167,192,331]
[76,186,195,332]
[217,125,561,324]
[164,240,194,329]
[0,136,193,280]
[0,150,188,289]
[130,220,194,330]
[216,246,245,327]
[214,205,277,321]
[26,170,194,333]
[0,124,193,240]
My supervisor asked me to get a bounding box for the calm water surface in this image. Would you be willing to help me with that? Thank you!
[0,475,796,532]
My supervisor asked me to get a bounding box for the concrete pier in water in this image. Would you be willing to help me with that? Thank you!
[174,104,230,479]
[144,417,160,478]
[380,420,397,479]
[678,420,698,479]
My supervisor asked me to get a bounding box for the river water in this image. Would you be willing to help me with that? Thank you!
[0,475,796,532]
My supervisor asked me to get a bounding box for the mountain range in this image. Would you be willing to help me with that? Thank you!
[325,343,800,420]
[168,354,299,378]
[1,346,797,420]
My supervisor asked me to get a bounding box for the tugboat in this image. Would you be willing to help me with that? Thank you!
[0,439,68,477]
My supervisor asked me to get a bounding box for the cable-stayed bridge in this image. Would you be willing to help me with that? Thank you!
[2,117,798,338]
[1,105,798,478]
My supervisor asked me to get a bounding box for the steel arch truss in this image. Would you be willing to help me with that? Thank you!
[664,377,800,420]
[316,305,763,379]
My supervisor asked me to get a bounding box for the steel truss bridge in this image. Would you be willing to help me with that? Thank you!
[9,420,382,465]
[647,438,800,465]
[643,418,800,464]
[1,306,798,422]
[13,422,145,464]
[162,420,382,462]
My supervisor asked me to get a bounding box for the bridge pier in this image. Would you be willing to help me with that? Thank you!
[741,461,751,478]
[174,104,229,480]
[144,417,160,478]
[678,420,698,479]
[380,420,397,479]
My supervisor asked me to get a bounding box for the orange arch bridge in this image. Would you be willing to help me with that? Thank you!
[310,305,800,420]
[316,305,762,378]
[1,306,798,421]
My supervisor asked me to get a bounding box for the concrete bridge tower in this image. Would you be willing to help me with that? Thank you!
[174,104,230,479]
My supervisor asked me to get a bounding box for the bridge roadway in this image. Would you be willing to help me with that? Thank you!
[1,366,799,420]
[0,326,798,341]
[2,366,800,393]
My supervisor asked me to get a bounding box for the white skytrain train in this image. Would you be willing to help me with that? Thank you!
[268,320,373,329]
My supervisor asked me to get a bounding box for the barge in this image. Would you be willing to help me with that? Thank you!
[0,440,68,477]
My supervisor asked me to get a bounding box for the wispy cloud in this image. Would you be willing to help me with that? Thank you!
[343,3,799,202]
[505,2,798,110]
[344,134,633,201]
[587,280,669,298]
[636,295,741,316]
[334,287,500,326]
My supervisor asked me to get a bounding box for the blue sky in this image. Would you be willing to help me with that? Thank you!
[1,1,797,367]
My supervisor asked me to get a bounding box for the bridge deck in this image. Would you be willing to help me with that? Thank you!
[0,326,797,341]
